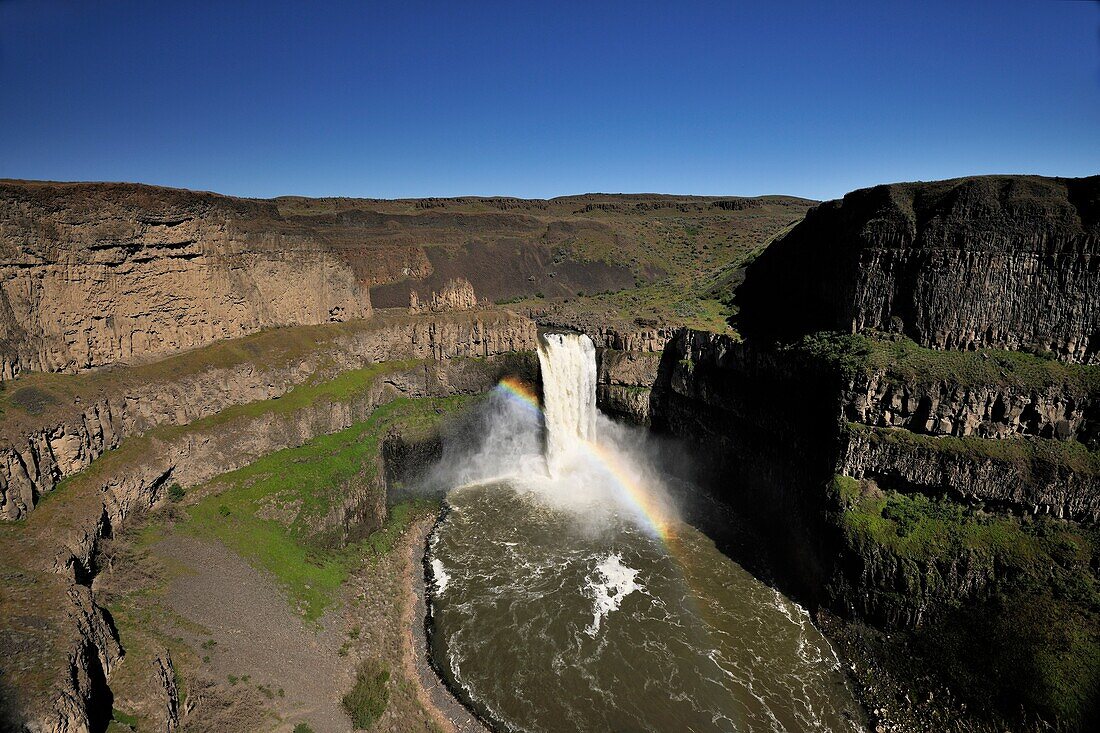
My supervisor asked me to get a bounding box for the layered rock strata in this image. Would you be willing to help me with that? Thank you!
[0,181,374,377]
[736,175,1100,363]
[846,368,1098,445]
[0,310,537,520]
[839,426,1100,520]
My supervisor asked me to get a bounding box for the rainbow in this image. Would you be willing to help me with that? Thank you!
[582,439,677,542]
[495,376,542,416]
[491,376,677,542]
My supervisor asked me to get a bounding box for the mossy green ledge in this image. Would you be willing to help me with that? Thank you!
[840,424,1100,521]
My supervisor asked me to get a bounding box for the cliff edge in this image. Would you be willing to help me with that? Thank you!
[735,175,1100,362]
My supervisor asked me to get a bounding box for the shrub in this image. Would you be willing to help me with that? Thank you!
[342,659,390,729]
[167,483,185,502]
[112,709,139,728]
[217,504,231,517]
[293,725,316,733]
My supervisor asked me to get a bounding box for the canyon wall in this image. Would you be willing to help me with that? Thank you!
[846,366,1098,445]
[838,427,1100,520]
[3,181,797,380]
[0,181,375,377]
[736,175,1100,363]
[0,310,536,520]
[648,328,1100,728]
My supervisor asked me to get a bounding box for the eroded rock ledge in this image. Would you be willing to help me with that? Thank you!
[0,310,536,520]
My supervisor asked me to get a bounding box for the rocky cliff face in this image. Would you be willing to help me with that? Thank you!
[846,368,1098,445]
[1,181,805,379]
[409,277,481,313]
[648,325,1100,730]
[736,175,1100,363]
[838,427,1100,520]
[0,181,375,377]
[0,310,536,520]
[595,349,664,424]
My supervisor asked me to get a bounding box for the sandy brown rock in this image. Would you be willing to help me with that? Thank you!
[409,277,480,313]
[0,181,374,377]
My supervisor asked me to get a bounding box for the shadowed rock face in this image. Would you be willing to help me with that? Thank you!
[736,175,1100,363]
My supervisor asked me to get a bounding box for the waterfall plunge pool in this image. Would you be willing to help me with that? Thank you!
[423,334,864,732]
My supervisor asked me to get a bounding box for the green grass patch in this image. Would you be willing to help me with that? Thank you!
[590,280,736,332]
[795,331,1100,393]
[829,474,863,506]
[840,486,1052,566]
[155,359,422,441]
[182,395,469,620]
[342,659,390,729]
[850,423,1100,477]
[836,475,1100,726]
[110,709,140,729]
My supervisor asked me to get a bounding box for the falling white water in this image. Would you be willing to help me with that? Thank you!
[537,332,598,475]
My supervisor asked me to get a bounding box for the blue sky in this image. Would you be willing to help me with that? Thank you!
[1,0,1097,200]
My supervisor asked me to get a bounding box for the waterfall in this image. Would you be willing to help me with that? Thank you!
[537,332,598,475]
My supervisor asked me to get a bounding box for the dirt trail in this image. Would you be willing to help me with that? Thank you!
[155,534,350,732]
[120,512,486,732]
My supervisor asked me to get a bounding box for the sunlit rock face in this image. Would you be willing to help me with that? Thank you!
[0,181,374,377]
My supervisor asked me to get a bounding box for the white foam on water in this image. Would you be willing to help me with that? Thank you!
[584,553,642,637]
[431,558,451,595]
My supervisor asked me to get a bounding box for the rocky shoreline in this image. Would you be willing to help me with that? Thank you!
[405,515,490,733]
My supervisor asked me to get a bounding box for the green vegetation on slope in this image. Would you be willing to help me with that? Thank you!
[182,395,471,620]
[342,659,391,729]
[836,478,1092,567]
[849,423,1100,477]
[16,358,425,530]
[833,478,1100,726]
[0,308,504,437]
[498,200,812,332]
[794,332,1100,393]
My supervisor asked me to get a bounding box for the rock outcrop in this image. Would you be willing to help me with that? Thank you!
[838,427,1100,520]
[409,277,480,313]
[0,181,374,377]
[0,310,537,520]
[846,368,1098,446]
[595,349,664,424]
[736,175,1100,363]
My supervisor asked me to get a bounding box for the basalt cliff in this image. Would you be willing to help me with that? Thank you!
[735,175,1100,362]
[644,175,1100,731]
[0,175,1097,733]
